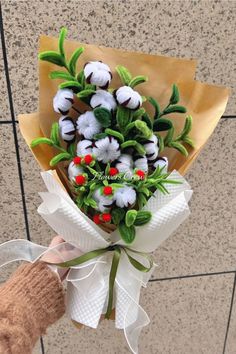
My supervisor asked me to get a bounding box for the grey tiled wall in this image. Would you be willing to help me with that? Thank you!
[0,1,235,353]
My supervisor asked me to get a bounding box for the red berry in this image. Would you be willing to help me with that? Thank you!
[102,213,112,223]
[136,170,145,180]
[75,175,86,185]
[84,154,93,165]
[109,167,119,176]
[73,156,82,165]
[103,186,113,195]
[93,214,101,224]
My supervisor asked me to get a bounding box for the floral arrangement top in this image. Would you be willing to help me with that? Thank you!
[31,28,194,244]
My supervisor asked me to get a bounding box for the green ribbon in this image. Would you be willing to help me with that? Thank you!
[49,245,153,319]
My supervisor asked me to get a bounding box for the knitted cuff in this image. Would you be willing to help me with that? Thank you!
[0,262,65,351]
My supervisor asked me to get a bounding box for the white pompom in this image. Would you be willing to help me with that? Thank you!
[68,161,84,181]
[93,137,120,163]
[59,116,76,142]
[153,157,168,172]
[76,139,93,156]
[114,186,136,208]
[115,86,142,110]
[53,89,74,114]
[90,90,117,111]
[76,111,102,139]
[134,156,148,172]
[116,154,133,177]
[93,188,114,212]
[84,61,112,89]
[144,134,159,161]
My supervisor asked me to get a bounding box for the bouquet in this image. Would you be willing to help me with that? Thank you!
[0,28,229,353]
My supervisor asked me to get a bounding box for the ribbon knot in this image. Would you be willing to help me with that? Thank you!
[48,244,153,319]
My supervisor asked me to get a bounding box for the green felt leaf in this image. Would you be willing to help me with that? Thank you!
[49,71,76,81]
[68,47,84,76]
[164,127,174,145]
[141,112,153,129]
[118,222,136,244]
[134,211,152,226]
[121,140,137,149]
[116,106,131,129]
[93,132,108,139]
[116,65,132,85]
[153,118,173,131]
[50,152,72,166]
[133,108,146,119]
[148,97,161,120]
[137,193,148,209]
[156,133,164,152]
[30,137,53,148]
[94,108,112,128]
[183,136,194,148]
[38,51,65,67]
[59,81,82,91]
[67,142,76,156]
[125,210,137,227]
[169,84,179,105]
[135,120,152,138]
[77,89,96,98]
[111,208,126,225]
[129,75,148,88]
[181,115,192,137]
[50,122,60,146]
[77,70,85,87]
[169,141,188,156]
[105,128,124,143]
[163,105,187,115]
[58,27,67,57]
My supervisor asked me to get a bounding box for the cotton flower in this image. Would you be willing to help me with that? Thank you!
[114,186,136,208]
[59,116,76,142]
[53,89,74,115]
[93,188,114,212]
[154,157,168,172]
[76,111,102,139]
[134,156,148,173]
[90,90,117,111]
[76,139,93,156]
[93,137,120,163]
[84,61,112,89]
[68,161,84,181]
[116,154,148,178]
[144,134,159,161]
[115,86,142,110]
[116,154,133,177]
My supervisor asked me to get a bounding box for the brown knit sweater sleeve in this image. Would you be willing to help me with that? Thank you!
[0,262,65,354]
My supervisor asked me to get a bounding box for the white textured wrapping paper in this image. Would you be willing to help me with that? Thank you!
[0,170,192,354]
[39,170,192,353]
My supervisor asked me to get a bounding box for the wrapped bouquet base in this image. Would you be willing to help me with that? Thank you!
[13,30,230,353]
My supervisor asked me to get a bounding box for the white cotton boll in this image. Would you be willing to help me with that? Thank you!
[154,157,168,172]
[144,134,159,161]
[116,154,133,178]
[90,90,117,111]
[76,111,102,139]
[114,186,136,208]
[84,61,112,89]
[76,139,93,156]
[59,116,76,142]
[68,162,84,181]
[53,89,74,114]
[134,156,148,172]
[115,86,142,110]
[93,188,113,212]
[93,137,120,163]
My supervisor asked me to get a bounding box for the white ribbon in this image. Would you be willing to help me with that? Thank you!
[0,170,192,354]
